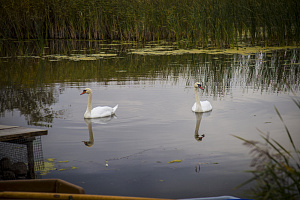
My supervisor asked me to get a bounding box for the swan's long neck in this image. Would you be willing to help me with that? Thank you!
[194,87,202,110]
[86,92,92,114]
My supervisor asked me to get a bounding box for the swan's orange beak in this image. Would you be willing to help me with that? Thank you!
[198,84,204,90]
[80,90,86,95]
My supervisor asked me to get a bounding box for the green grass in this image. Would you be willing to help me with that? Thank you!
[233,99,300,199]
[0,0,299,47]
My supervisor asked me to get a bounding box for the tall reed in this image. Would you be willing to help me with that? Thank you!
[0,0,299,47]
[233,99,300,199]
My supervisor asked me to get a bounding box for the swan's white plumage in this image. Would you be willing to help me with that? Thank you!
[192,82,212,113]
[81,88,118,118]
[192,100,212,112]
[88,105,118,118]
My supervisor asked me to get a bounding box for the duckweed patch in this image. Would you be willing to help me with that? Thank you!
[168,160,183,163]
[131,46,300,56]
[39,162,56,176]
[57,160,69,163]
[44,53,118,61]
[38,158,78,176]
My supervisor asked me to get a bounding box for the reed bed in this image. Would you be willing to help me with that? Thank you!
[0,0,299,47]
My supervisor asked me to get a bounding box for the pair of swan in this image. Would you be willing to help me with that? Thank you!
[80,82,211,118]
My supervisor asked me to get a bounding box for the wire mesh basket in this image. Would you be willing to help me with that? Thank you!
[0,136,45,180]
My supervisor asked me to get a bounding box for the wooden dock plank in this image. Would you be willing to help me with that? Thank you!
[0,125,18,130]
[0,125,47,142]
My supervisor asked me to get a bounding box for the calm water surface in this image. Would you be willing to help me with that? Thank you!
[0,42,299,199]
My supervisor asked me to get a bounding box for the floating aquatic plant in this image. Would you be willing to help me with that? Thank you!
[39,158,78,175]
[168,160,183,163]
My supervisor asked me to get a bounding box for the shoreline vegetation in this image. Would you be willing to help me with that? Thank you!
[0,0,299,48]
[234,99,300,199]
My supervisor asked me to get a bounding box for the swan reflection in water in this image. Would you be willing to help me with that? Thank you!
[194,111,211,173]
[194,111,211,142]
[83,116,116,147]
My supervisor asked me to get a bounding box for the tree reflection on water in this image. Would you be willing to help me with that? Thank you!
[0,42,299,127]
[0,86,59,127]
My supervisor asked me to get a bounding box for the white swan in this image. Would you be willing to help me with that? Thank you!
[192,82,212,112]
[80,88,118,118]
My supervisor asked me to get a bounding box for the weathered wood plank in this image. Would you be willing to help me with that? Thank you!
[0,125,18,130]
[0,125,48,142]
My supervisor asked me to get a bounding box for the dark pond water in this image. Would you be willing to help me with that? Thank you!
[0,41,299,199]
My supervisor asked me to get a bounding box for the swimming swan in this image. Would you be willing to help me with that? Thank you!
[192,83,212,113]
[80,88,118,118]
